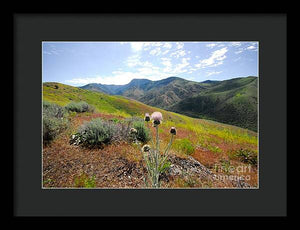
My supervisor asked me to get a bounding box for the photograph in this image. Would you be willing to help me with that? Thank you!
[42,41,258,189]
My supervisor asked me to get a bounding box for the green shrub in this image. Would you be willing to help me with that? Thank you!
[173,138,195,155]
[76,118,117,148]
[43,101,68,145]
[65,101,94,113]
[133,121,150,143]
[43,116,68,144]
[43,101,66,118]
[235,148,258,166]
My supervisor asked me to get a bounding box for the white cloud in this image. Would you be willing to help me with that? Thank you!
[163,43,172,49]
[206,43,217,48]
[172,57,190,74]
[141,61,155,68]
[65,68,169,86]
[126,55,141,67]
[170,49,186,58]
[195,47,228,68]
[130,42,144,52]
[43,44,62,56]
[231,42,242,47]
[176,42,184,49]
[126,54,160,68]
[206,43,228,48]
[146,42,172,56]
[142,42,163,51]
[161,57,172,67]
[246,45,256,50]
[233,43,257,54]
[161,49,170,55]
[161,57,173,73]
[206,71,222,77]
[235,50,243,54]
[149,47,161,56]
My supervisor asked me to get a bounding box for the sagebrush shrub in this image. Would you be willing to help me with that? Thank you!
[76,118,117,148]
[43,101,66,118]
[43,101,68,144]
[132,121,150,143]
[65,101,94,113]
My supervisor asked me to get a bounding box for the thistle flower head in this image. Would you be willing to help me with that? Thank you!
[151,112,163,126]
[142,144,151,152]
[151,112,163,121]
[170,127,177,135]
[144,113,150,122]
[130,128,138,134]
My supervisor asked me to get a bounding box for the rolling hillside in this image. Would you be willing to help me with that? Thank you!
[169,77,258,131]
[43,82,258,188]
[80,76,258,131]
[43,82,257,147]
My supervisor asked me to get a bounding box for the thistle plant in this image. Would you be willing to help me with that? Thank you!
[141,112,176,188]
[129,127,139,144]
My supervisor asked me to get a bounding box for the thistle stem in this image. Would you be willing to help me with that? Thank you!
[163,134,174,158]
[159,135,174,169]
[155,125,160,188]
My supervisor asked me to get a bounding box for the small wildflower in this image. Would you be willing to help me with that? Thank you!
[130,128,138,134]
[144,113,150,122]
[170,127,177,135]
[142,144,151,152]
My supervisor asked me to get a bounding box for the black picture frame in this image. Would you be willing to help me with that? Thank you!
[13,13,287,218]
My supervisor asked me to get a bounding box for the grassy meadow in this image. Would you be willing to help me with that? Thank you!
[42,82,258,188]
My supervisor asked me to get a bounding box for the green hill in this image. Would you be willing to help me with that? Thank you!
[168,77,258,131]
[43,82,257,140]
[79,76,258,131]
[43,82,188,122]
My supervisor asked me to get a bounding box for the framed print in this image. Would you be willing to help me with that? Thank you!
[13,13,287,217]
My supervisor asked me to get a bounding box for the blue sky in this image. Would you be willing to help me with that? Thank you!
[42,41,258,86]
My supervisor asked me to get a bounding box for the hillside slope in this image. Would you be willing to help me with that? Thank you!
[43,82,258,188]
[80,77,207,104]
[43,82,190,122]
[168,77,258,131]
[80,76,258,131]
[43,82,257,138]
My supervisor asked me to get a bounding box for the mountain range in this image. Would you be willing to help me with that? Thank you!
[80,76,258,131]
